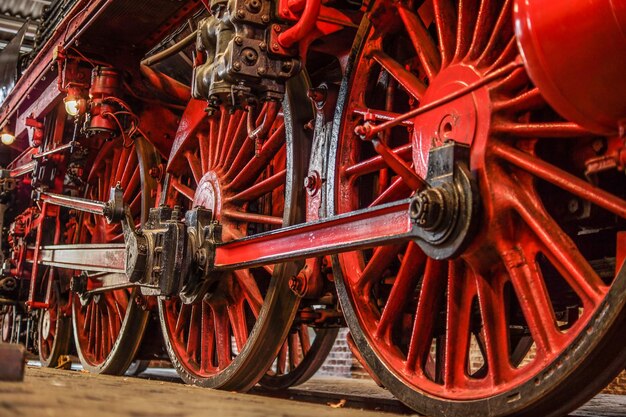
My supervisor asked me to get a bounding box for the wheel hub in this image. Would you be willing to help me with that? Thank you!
[411,142,480,260]
[42,310,51,339]
[412,65,490,177]
[193,171,223,219]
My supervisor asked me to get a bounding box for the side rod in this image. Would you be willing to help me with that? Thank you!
[214,200,414,270]
[33,200,415,277]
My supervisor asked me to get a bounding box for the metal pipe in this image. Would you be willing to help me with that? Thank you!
[139,64,191,103]
[39,191,108,216]
[140,31,197,66]
[278,0,322,48]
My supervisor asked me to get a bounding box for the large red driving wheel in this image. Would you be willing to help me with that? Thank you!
[158,75,312,390]
[71,137,158,374]
[0,306,14,344]
[261,322,338,390]
[331,1,626,416]
[38,268,72,368]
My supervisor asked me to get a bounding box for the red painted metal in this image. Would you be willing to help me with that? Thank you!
[514,0,626,135]
[214,201,412,269]
[1,0,625,413]
[278,0,322,48]
[333,0,620,405]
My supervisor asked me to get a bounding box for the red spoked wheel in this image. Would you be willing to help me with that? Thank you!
[38,268,72,367]
[0,305,14,344]
[331,1,626,416]
[158,75,312,390]
[260,320,338,390]
[71,136,158,374]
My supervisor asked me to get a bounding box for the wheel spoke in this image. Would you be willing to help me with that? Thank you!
[454,0,479,61]
[233,270,263,316]
[377,242,426,342]
[200,302,216,372]
[299,325,311,353]
[369,176,411,207]
[213,110,228,169]
[175,304,191,339]
[122,167,140,201]
[352,108,414,126]
[120,151,138,189]
[433,0,457,67]
[226,169,286,203]
[276,342,288,375]
[406,259,446,372]
[492,142,626,219]
[227,124,286,192]
[187,304,201,360]
[510,183,607,307]
[171,177,195,201]
[368,49,426,100]
[288,332,299,370]
[212,304,232,367]
[499,243,562,356]
[476,0,513,67]
[228,300,248,352]
[222,114,249,173]
[222,209,283,226]
[493,87,544,113]
[474,271,513,384]
[185,151,203,185]
[356,245,403,290]
[443,261,474,388]
[343,144,412,179]
[397,5,441,79]
[468,0,497,60]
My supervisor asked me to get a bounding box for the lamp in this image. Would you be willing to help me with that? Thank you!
[64,86,87,117]
[0,132,15,146]
[0,125,15,146]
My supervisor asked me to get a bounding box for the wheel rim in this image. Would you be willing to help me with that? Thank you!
[261,324,338,390]
[1,306,12,343]
[71,137,155,373]
[38,269,71,367]
[159,75,311,390]
[331,0,626,409]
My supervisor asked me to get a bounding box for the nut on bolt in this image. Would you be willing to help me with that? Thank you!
[304,171,321,195]
[307,87,327,104]
[289,275,307,297]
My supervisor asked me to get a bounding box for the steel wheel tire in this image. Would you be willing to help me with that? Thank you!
[260,326,339,390]
[330,2,626,416]
[0,306,14,344]
[158,73,313,390]
[38,271,72,368]
[71,136,158,374]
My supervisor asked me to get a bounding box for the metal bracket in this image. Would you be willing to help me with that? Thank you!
[410,141,480,260]
[179,207,223,304]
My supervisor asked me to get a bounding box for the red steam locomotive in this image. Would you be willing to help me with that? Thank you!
[0,0,625,416]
